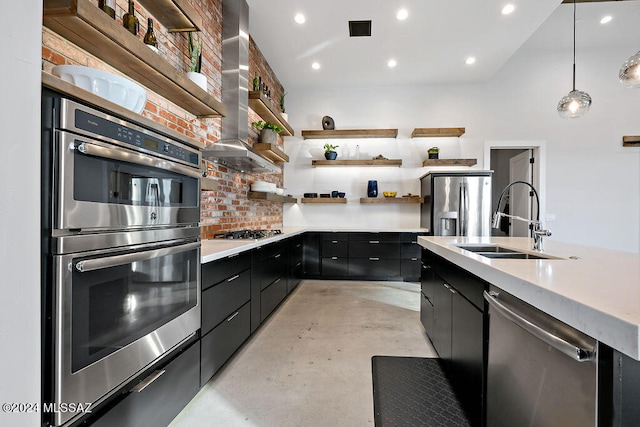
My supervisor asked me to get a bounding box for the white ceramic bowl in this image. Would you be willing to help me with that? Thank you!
[52,65,147,114]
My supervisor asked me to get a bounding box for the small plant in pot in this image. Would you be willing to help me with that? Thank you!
[187,32,206,91]
[252,120,283,144]
[428,147,440,159]
[324,143,339,160]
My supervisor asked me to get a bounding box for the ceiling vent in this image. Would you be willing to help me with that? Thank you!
[349,20,372,37]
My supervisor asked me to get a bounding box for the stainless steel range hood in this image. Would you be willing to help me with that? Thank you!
[202,0,279,174]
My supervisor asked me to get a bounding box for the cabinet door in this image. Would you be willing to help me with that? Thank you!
[322,256,349,277]
[349,241,401,258]
[432,282,453,362]
[420,291,434,337]
[260,277,288,322]
[201,252,251,291]
[451,291,484,427]
[201,269,251,335]
[322,239,348,257]
[348,258,400,278]
[302,232,321,276]
[400,258,420,280]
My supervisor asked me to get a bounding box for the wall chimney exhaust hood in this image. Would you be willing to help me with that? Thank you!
[202,0,280,174]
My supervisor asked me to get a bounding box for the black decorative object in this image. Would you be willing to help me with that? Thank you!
[367,180,378,197]
[325,151,338,160]
[322,116,335,130]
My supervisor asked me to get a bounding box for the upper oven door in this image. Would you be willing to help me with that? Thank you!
[54,131,201,231]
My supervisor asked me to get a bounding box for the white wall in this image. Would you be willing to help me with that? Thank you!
[284,43,640,253]
[0,1,42,426]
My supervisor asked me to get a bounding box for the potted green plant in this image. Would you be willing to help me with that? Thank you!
[324,143,339,160]
[252,120,283,144]
[186,32,206,91]
[428,147,440,159]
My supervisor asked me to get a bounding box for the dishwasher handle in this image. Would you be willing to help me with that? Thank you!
[484,291,594,362]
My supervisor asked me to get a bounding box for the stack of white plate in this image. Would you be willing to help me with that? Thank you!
[251,181,276,193]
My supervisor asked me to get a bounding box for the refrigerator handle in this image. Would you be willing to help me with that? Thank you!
[459,182,467,236]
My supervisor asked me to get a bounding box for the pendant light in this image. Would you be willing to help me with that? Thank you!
[619,50,640,88]
[557,0,592,119]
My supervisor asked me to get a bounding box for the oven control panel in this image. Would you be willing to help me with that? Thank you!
[61,101,200,167]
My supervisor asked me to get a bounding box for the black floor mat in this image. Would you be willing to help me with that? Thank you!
[371,356,471,427]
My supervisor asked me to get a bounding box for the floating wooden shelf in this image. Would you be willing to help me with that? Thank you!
[301,198,347,204]
[247,192,296,203]
[301,129,398,140]
[201,177,219,191]
[312,159,402,167]
[623,136,640,147]
[248,91,294,136]
[422,159,477,167]
[360,197,424,204]
[253,143,289,163]
[411,128,465,138]
[136,0,202,32]
[43,0,225,118]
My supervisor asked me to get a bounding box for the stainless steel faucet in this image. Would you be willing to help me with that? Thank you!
[492,181,552,251]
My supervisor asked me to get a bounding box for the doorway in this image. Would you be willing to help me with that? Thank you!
[483,141,546,238]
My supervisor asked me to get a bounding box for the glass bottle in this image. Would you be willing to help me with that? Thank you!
[123,0,139,36]
[252,72,259,91]
[98,0,116,19]
[355,145,360,160]
[143,18,158,48]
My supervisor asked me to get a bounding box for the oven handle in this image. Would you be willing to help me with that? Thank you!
[75,241,200,273]
[75,141,202,179]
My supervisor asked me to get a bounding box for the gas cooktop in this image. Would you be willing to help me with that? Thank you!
[213,229,282,240]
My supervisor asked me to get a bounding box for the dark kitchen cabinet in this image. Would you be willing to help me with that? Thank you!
[200,253,252,385]
[321,232,349,277]
[400,233,422,281]
[252,240,289,327]
[288,235,303,293]
[421,248,488,426]
[92,340,200,427]
[302,232,321,276]
[347,232,401,279]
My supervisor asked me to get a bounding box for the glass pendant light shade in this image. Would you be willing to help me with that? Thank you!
[619,51,640,88]
[557,89,592,118]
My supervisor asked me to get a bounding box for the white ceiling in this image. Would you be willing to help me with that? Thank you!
[246,0,640,90]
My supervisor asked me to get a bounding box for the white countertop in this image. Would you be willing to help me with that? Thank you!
[200,227,428,263]
[418,236,640,360]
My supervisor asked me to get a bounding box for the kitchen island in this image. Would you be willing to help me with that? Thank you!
[418,236,640,360]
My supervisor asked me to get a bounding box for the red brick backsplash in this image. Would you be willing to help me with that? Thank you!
[42,0,287,238]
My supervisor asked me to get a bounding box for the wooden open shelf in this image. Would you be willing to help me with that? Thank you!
[201,177,219,191]
[247,192,296,203]
[253,143,289,163]
[623,136,640,147]
[301,129,398,140]
[248,91,294,136]
[411,128,465,138]
[301,198,347,204]
[43,0,225,118]
[360,197,424,204]
[312,159,402,167]
[137,0,202,32]
[422,159,477,167]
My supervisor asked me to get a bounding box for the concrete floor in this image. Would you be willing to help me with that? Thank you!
[169,279,437,427]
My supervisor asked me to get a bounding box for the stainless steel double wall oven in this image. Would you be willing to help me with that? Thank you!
[41,92,202,426]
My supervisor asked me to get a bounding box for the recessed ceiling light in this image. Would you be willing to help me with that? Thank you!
[397,9,408,20]
[465,57,476,65]
[600,15,612,25]
[501,4,515,15]
[294,13,306,24]
[387,59,397,68]
[312,62,321,70]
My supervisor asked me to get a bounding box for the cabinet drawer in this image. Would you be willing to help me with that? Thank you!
[322,232,348,241]
[322,257,349,277]
[401,258,421,279]
[201,252,251,290]
[322,239,348,257]
[260,250,288,290]
[201,269,251,335]
[260,276,288,322]
[200,302,251,385]
[348,232,400,241]
[420,291,434,338]
[348,258,400,278]
[93,341,200,427]
[401,242,421,258]
[349,241,400,258]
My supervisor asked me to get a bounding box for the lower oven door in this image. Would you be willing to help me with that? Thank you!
[52,239,200,426]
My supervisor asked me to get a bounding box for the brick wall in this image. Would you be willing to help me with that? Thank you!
[41,0,287,238]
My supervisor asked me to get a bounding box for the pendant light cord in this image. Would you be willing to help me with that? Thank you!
[572,0,576,91]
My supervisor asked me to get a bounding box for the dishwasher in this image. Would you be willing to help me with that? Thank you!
[484,286,598,427]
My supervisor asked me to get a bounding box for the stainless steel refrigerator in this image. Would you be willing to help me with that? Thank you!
[420,171,492,236]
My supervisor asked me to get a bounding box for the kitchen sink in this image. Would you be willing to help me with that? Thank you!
[456,244,560,260]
